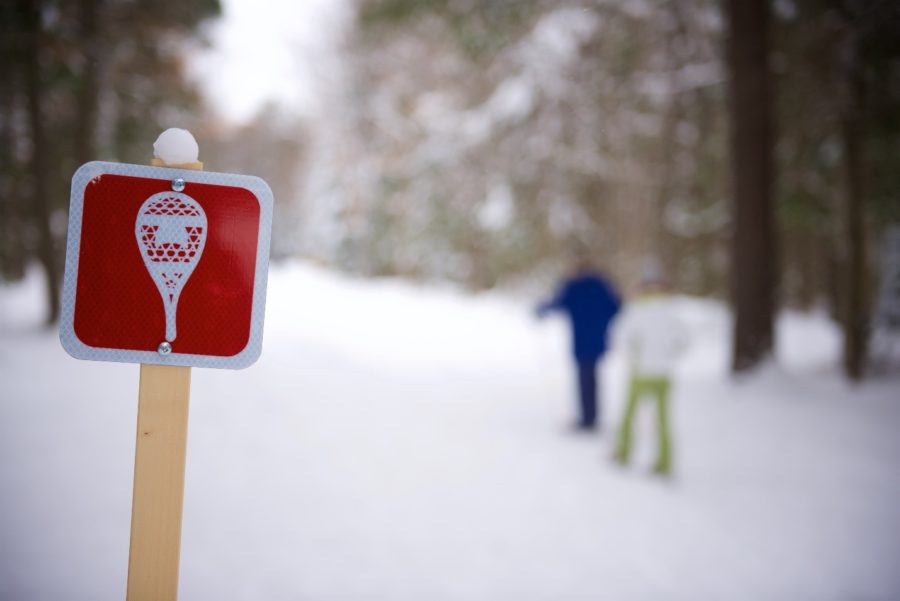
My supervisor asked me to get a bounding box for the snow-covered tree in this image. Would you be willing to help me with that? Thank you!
[301,0,730,294]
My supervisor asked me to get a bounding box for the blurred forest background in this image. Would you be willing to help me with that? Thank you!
[1,0,899,379]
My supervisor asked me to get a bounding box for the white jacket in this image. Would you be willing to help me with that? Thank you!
[614,296,688,378]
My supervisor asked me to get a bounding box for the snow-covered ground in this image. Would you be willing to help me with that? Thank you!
[1,262,899,601]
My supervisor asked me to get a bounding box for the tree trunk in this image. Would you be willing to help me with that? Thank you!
[76,0,101,165]
[725,0,777,373]
[21,0,60,324]
[838,29,867,381]
[0,20,28,281]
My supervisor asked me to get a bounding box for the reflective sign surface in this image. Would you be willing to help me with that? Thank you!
[60,162,273,369]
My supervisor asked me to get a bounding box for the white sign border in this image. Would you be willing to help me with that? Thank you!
[60,161,274,370]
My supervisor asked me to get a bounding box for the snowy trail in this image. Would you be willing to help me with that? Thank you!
[2,263,900,600]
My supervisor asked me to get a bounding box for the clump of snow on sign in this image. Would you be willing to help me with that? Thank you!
[153,128,199,164]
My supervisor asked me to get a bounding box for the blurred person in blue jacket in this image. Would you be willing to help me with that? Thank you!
[537,254,621,432]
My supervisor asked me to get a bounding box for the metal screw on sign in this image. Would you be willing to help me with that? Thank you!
[157,341,173,355]
[171,177,185,192]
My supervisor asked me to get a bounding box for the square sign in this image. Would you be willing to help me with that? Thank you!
[60,161,274,369]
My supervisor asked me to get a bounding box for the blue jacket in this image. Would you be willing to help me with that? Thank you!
[538,272,621,362]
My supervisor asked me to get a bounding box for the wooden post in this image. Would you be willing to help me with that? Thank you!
[127,365,191,601]
[127,156,202,601]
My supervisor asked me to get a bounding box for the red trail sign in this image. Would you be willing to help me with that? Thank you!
[60,161,273,369]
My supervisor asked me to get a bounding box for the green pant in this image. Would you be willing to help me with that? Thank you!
[616,375,672,474]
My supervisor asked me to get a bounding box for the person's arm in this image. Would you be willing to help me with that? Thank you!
[670,311,690,356]
[536,282,570,318]
[611,307,638,363]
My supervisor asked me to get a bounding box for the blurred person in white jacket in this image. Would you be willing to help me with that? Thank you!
[613,264,688,476]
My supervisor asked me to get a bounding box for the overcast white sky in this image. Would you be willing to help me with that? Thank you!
[189,0,351,124]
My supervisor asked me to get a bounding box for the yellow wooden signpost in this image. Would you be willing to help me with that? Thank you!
[127,364,192,600]
[126,154,203,601]
[60,132,273,600]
